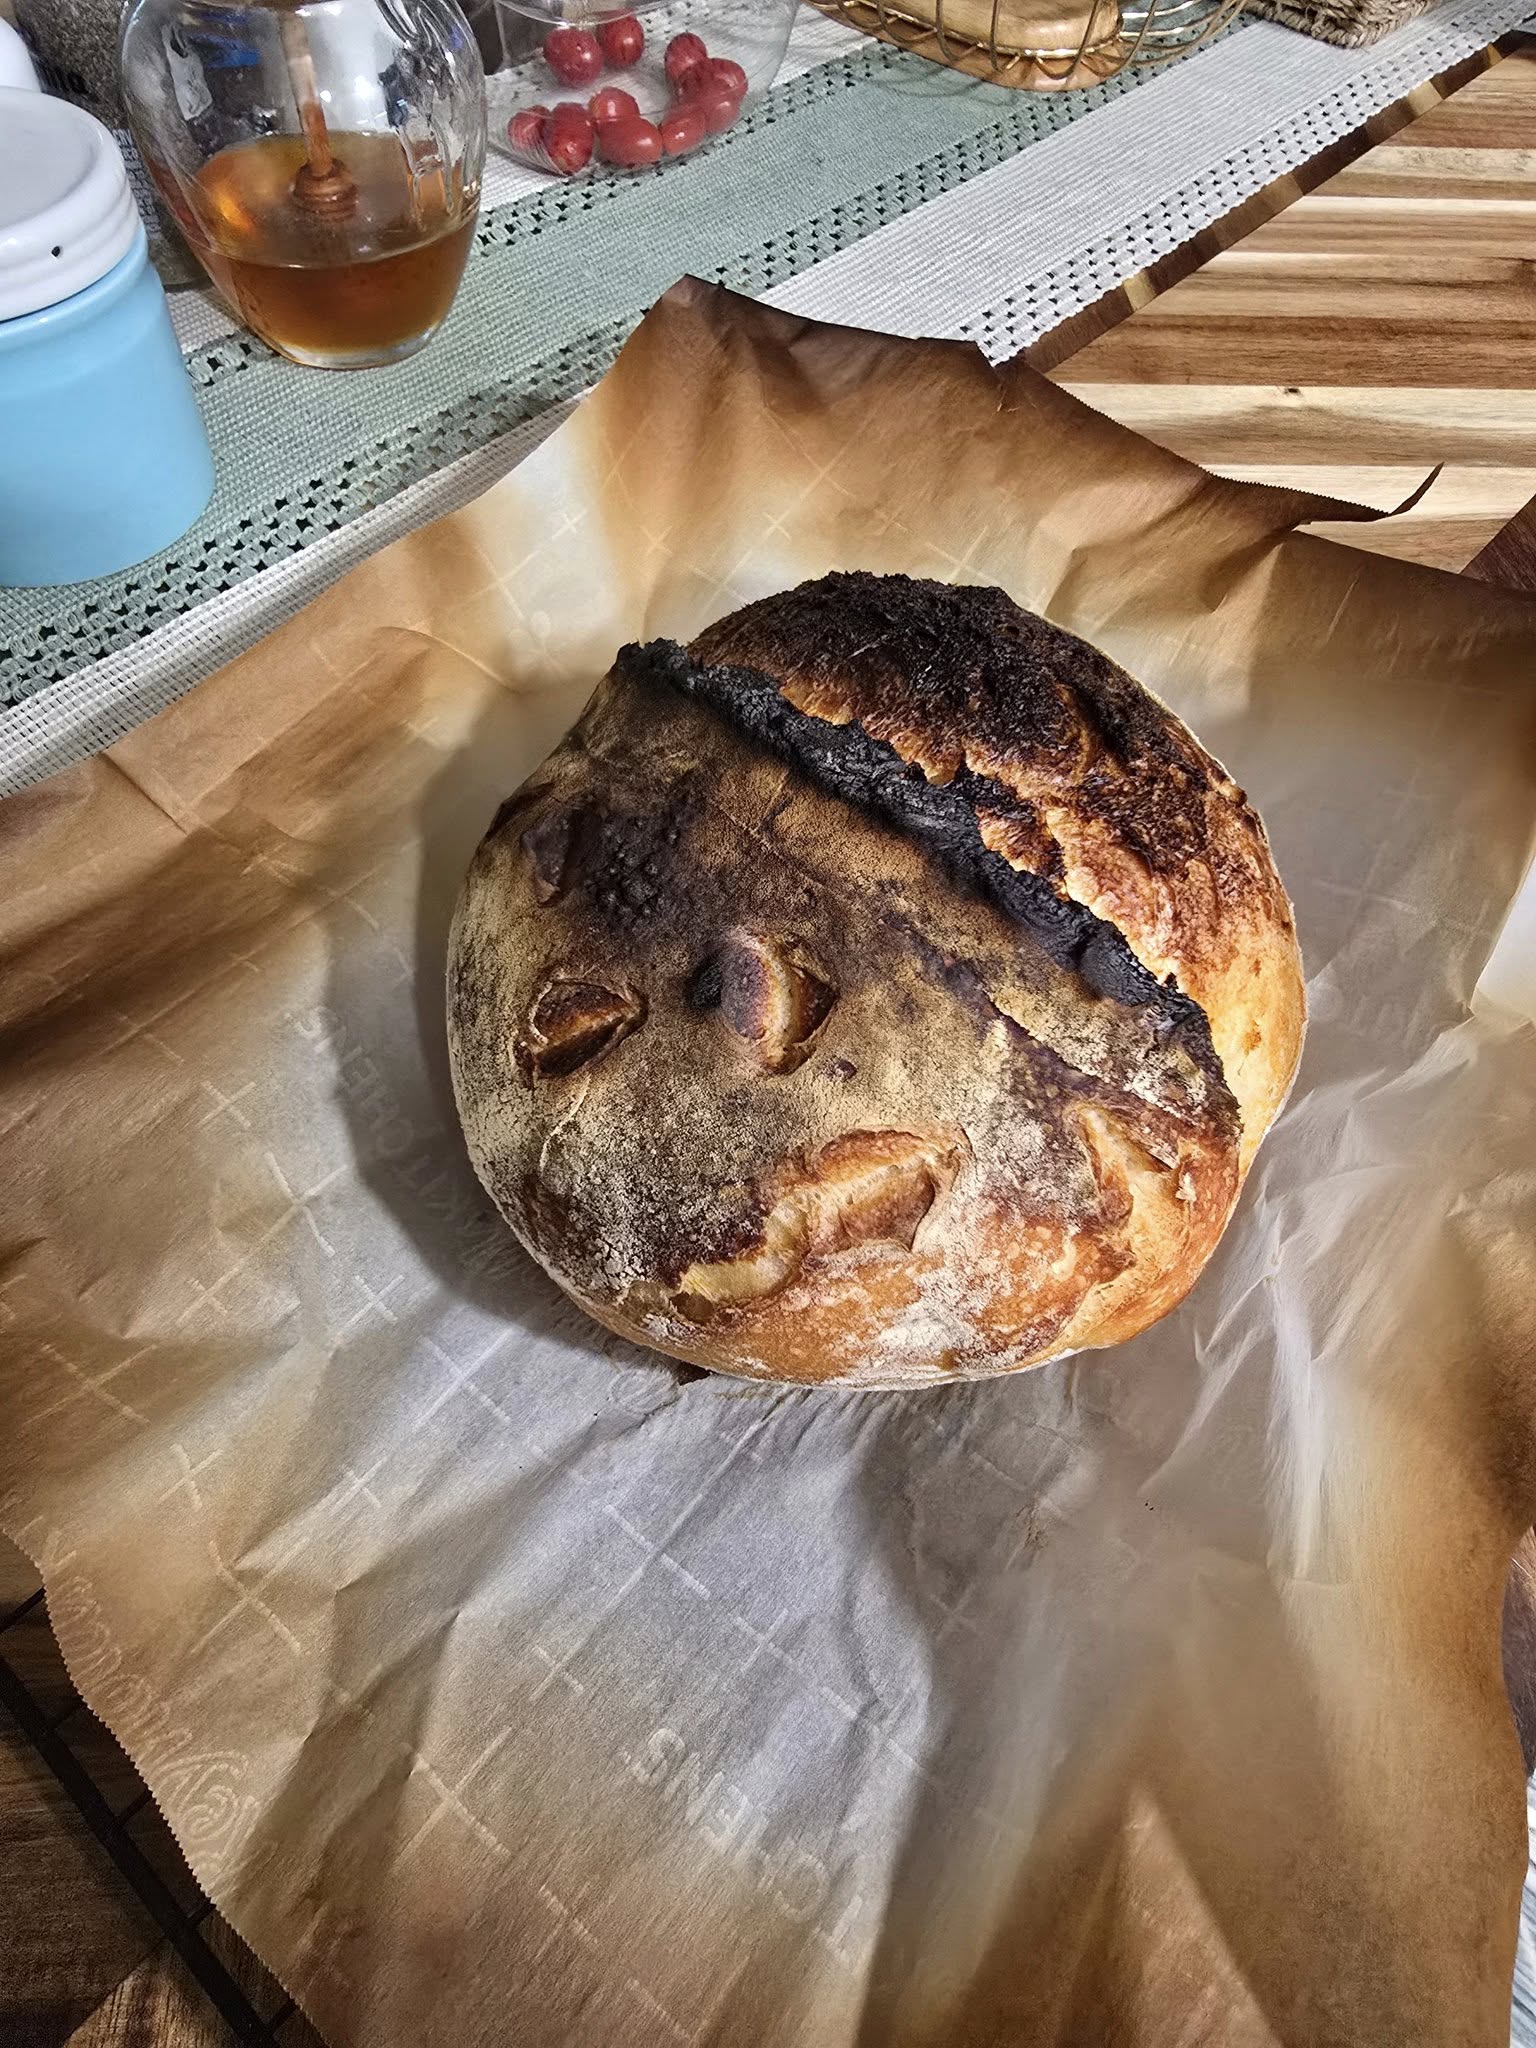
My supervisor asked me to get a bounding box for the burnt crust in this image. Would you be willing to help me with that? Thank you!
[690,570,1255,892]
[616,635,1234,1131]
[450,668,1234,1301]
[447,572,1303,1387]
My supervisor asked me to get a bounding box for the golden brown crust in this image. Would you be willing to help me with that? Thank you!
[448,574,1304,1387]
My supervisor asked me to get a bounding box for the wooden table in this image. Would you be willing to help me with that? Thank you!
[4,33,1535,2048]
[1052,39,1536,576]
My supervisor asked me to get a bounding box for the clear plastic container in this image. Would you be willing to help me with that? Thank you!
[487,1,795,177]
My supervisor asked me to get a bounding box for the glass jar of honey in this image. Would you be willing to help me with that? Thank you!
[119,0,486,369]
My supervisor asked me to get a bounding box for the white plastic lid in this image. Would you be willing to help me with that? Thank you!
[0,89,140,322]
[0,21,41,93]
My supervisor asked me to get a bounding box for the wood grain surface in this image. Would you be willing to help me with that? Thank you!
[1054,40,1536,572]
[4,33,1536,2048]
[0,1538,316,2048]
[0,1546,161,2048]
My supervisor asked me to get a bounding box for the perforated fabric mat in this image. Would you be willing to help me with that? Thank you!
[0,16,1173,706]
[0,0,1531,745]
[0,0,1529,737]
[769,0,1536,355]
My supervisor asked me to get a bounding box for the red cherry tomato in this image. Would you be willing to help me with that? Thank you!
[701,56,748,100]
[543,26,603,86]
[659,103,707,155]
[588,86,640,126]
[543,102,594,172]
[690,87,741,135]
[597,13,644,65]
[548,100,598,143]
[664,30,708,89]
[507,103,550,164]
[598,115,664,168]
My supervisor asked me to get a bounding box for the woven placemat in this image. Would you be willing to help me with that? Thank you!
[1246,0,1435,48]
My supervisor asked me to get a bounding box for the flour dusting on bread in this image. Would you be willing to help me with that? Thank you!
[448,573,1304,1387]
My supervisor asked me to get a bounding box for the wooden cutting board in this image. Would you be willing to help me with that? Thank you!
[1052,37,1536,572]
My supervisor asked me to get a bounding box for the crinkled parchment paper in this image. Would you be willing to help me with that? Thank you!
[2,282,1534,2048]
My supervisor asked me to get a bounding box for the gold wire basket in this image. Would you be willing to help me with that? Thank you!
[812,0,1243,88]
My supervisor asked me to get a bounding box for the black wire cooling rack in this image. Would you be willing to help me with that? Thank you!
[0,1581,303,2045]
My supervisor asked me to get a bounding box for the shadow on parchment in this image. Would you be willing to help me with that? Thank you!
[840,1328,1367,2048]
[844,1247,1529,2042]
[311,672,713,1385]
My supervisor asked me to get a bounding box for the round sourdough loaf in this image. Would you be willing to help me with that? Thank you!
[448,572,1304,1387]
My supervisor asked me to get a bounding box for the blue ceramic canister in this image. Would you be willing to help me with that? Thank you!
[0,87,214,587]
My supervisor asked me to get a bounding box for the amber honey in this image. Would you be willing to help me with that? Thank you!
[179,132,477,368]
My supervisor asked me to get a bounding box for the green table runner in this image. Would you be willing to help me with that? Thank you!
[0,29,1197,704]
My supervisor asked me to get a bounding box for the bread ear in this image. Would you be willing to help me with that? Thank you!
[692,931,837,1074]
[516,976,645,1080]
